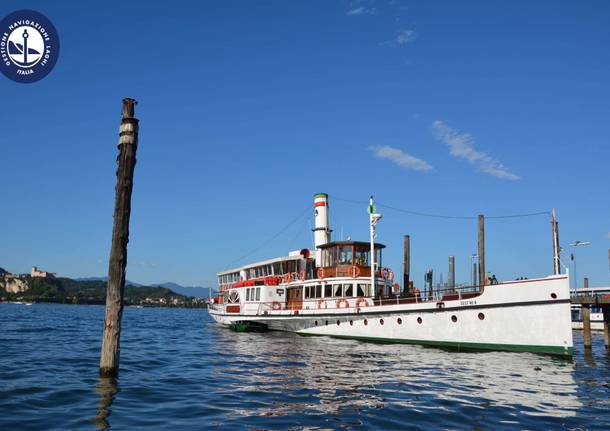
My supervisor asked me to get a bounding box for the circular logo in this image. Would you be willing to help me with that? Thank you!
[0,10,60,83]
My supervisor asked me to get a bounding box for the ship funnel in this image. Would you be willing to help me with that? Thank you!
[313,193,331,266]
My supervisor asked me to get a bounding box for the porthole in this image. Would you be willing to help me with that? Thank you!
[478,312,485,320]
[364,319,368,326]
[451,315,457,323]
[550,293,557,299]
[397,318,402,325]
[349,320,354,326]
[380,318,384,325]
[325,320,328,326]
[417,317,422,324]
[314,320,318,326]
[337,320,340,326]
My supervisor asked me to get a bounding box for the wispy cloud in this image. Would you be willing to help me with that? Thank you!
[347,6,377,16]
[369,145,433,171]
[432,120,520,180]
[382,29,416,46]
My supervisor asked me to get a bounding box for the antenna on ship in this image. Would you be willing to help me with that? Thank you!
[368,196,382,297]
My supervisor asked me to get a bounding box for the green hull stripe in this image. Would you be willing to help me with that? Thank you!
[299,333,573,356]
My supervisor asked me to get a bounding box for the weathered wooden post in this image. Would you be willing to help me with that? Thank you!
[403,235,410,294]
[448,256,455,292]
[601,306,610,351]
[478,215,485,286]
[100,98,139,377]
[582,304,592,350]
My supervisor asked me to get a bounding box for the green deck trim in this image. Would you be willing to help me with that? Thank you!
[313,193,328,199]
[299,333,573,356]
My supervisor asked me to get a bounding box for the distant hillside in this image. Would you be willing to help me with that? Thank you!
[154,282,209,298]
[2,276,205,307]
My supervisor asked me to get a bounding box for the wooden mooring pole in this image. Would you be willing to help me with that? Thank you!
[403,235,410,294]
[582,304,592,350]
[478,215,485,286]
[448,256,455,292]
[603,306,610,351]
[100,98,139,377]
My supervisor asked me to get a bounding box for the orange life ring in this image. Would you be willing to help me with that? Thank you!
[317,299,327,309]
[351,266,361,278]
[271,301,281,310]
[336,299,350,309]
[317,267,325,279]
[283,273,292,284]
[291,272,299,282]
[299,270,306,281]
[356,298,368,309]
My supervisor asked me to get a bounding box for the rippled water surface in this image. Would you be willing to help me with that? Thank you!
[0,303,608,430]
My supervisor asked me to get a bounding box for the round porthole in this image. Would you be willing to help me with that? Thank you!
[550,293,557,299]
[325,320,328,326]
[364,319,368,326]
[380,318,384,325]
[478,312,485,320]
[417,317,422,324]
[337,320,340,326]
[397,318,402,325]
[314,320,318,326]
[349,320,354,326]
[451,315,457,323]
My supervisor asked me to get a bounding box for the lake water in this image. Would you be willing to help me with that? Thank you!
[0,303,608,430]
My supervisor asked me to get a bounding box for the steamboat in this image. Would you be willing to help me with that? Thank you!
[208,194,573,356]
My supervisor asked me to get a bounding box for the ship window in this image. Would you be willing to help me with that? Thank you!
[315,285,322,298]
[333,284,342,297]
[354,249,369,266]
[357,284,366,297]
[246,289,250,301]
[344,284,353,297]
[338,246,353,266]
[305,285,312,299]
[255,288,260,301]
[324,284,332,298]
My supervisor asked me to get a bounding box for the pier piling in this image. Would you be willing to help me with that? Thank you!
[582,305,592,350]
[403,235,410,294]
[100,98,140,378]
[478,215,485,286]
[602,305,610,352]
[448,256,455,291]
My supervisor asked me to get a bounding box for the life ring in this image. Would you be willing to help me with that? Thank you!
[271,301,281,310]
[336,299,350,309]
[291,272,299,282]
[356,298,368,309]
[393,283,400,293]
[351,266,361,278]
[317,299,327,309]
[299,270,306,281]
[283,273,292,284]
[317,267,325,279]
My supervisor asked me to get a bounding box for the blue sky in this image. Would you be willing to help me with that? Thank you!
[1,0,609,288]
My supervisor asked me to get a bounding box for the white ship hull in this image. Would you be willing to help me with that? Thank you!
[209,275,573,356]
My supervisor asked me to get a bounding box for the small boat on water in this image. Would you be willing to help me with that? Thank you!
[571,287,610,331]
[208,194,573,356]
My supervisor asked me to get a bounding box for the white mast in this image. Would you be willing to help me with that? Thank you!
[313,193,331,267]
[551,208,561,275]
[369,196,382,297]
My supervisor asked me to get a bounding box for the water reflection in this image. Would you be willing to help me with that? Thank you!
[93,377,119,430]
[210,327,582,425]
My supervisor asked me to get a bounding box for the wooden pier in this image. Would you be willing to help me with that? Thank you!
[571,293,610,350]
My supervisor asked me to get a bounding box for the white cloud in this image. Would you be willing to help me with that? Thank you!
[347,7,377,15]
[369,145,433,171]
[382,29,416,46]
[432,120,520,180]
